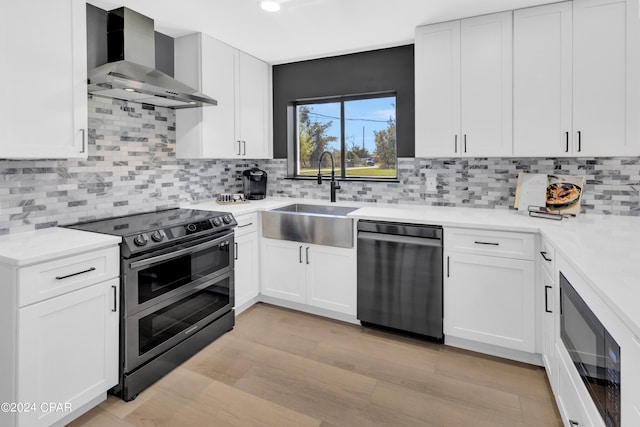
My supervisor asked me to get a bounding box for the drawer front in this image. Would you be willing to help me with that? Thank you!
[18,247,119,307]
[235,213,258,237]
[445,228,535,260]
[539,237,555,276]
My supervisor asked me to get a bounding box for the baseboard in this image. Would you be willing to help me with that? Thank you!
[445,335,543,366]
[258,295,360,325]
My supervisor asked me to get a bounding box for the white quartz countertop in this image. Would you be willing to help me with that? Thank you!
[185,197,640,338]
[0,227,121,267]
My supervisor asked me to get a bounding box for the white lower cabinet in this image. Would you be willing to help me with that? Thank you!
[443,227,535,354]
[233,214,260,312]
[18,279,119,427]
[0,243,120,427]
[541,263,557,391]
[555,342,598,427]
[623,334,640,425]
[261,238,356,316]
[444,252,535,352]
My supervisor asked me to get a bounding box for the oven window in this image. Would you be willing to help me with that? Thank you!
[137,242,230,304]
[138,277,230,355]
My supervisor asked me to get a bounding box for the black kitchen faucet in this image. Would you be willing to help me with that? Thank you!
[317,151,340,202]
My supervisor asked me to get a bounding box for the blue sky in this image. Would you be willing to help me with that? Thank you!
[302,96,395,154]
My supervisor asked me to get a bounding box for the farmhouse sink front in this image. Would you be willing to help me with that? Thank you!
[261,204,358,248]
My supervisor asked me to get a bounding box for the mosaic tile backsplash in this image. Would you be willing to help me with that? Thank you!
[260,157,640,216]
[0,97,247,235]
[0,96,638,234]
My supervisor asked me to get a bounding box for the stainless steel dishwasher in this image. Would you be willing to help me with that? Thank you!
[357,220,443,340]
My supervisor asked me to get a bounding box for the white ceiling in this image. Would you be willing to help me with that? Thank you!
[88,0,557,64]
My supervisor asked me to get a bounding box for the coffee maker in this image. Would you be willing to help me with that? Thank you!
[242,168,267,200]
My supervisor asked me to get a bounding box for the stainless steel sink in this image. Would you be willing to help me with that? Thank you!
[261,204,358,248]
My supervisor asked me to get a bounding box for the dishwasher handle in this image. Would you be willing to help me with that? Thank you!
[358,231,442,247]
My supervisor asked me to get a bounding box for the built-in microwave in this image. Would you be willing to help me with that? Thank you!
[560,272,621,427]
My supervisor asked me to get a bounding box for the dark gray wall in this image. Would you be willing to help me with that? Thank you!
[272,45,415,159]
[86,4,108,70]
[155,31,174,77]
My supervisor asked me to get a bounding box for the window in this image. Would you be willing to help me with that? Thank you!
[295,94,397,179]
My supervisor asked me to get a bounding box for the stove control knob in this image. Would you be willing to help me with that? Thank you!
[150,230,165,242]
[222,215,232,224]
[133,234,148,246]
[186,223,198,233]
[212,217,222,227]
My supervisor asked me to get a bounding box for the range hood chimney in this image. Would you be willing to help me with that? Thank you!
[88,7,217,109]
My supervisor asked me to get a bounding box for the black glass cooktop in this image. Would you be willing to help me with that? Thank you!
[64,208,230,237]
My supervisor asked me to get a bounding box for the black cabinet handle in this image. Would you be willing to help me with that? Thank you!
[569,421,579,426]
[306,247,310,264]
[474,241,499,246]
[234,242,238,260]
[464,134,467,153]
[299,245,303,263]
[112,285,117,312]
[80,129,86,153]
[237,223,253,228]
[540,251,552,262]
[55,267,96,280]
[577,131,581,152]
[565,131,569,153]
[544,285,552,313]
[454,134,458,153]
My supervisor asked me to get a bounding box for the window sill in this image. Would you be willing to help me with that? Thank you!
[284,176,400,184]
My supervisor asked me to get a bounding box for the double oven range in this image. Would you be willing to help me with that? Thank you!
[66,208,237,401]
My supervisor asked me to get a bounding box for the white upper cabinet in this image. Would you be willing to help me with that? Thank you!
[460,12,513,157]
[415,12,512,158]
[573,0,639,156]
[0,0,88,159]
[513,2,573,157]
[415,21,461,157]
[175,33,272,159]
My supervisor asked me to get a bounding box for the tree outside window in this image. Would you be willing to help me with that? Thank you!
[295,95,397,179]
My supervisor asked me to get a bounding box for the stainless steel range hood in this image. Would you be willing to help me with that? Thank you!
[88,7,217,109]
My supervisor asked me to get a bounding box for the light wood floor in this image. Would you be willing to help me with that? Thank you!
[70,303,562,427]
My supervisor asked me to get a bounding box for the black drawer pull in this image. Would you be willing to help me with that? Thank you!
[474,241,499,246]
[540,251,552,262]
[237,223,253,228]
[55,267,96,280]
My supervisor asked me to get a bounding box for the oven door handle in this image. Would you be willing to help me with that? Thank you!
[129,234,230,270]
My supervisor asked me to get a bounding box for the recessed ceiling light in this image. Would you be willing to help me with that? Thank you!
[258,0,281,12]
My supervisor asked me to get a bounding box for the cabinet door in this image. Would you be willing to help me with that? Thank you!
[541,267,557,392]
[444,252,535,352]
[0,0,87,159]
[573,0,632,156]
[414,21,461,157]
[513,2,573,157]
[17,279,119,427]
[555,343,596,427]
[460,12,513,157]
[306,244,356,315]
[623,334,640,426]
[261,238,306,303]
[238,52,272,159]
[175,33,238,159]
[234,232,260,311]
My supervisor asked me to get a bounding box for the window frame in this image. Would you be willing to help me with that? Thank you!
[292,92,398,181]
